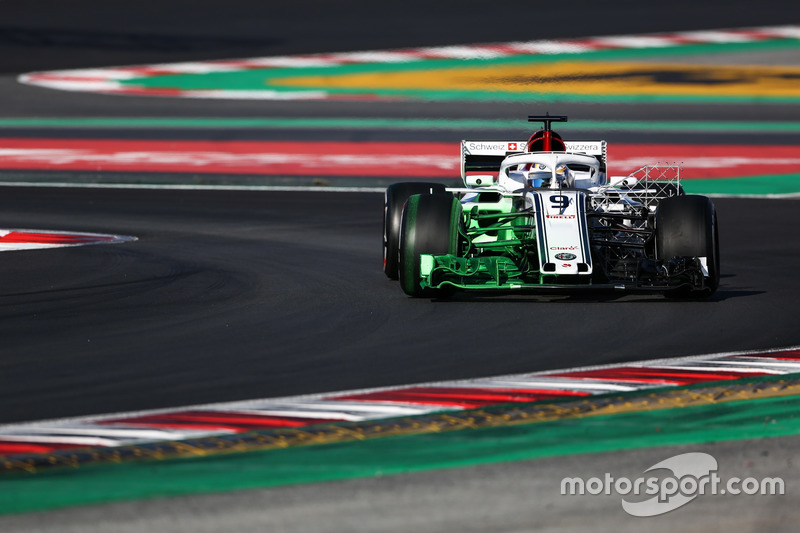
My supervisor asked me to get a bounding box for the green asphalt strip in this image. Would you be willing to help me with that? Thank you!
[2,375,800,515]
[683,174,800,197]
[3,117,800,133]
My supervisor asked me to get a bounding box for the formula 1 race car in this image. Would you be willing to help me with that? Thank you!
[383,114,719,298]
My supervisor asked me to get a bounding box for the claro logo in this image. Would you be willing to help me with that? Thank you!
[545,214,576,219]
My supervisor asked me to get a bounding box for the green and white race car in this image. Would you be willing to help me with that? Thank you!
[383,115,719,299]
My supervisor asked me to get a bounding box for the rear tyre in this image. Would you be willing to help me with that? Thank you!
[656,195,720,298]
[398,193,460,297]
[383,182,447,279]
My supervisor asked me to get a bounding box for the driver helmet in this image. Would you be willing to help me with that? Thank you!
[555,164,573,186]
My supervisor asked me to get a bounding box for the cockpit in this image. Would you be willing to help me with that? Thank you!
[498,153,603,191]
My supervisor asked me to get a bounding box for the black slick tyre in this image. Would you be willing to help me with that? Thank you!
[656,194,720,298]
[383,182,446,279]
[398,193,460,297]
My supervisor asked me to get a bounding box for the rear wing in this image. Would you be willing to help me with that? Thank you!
[460,140,607,182]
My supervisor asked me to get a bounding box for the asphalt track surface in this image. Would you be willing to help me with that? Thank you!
[2,1,800,530]
[0,188,798,425]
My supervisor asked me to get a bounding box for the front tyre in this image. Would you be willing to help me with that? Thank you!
[398,193,460,298]
[383,182,447,279]
[656,195,720,298]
